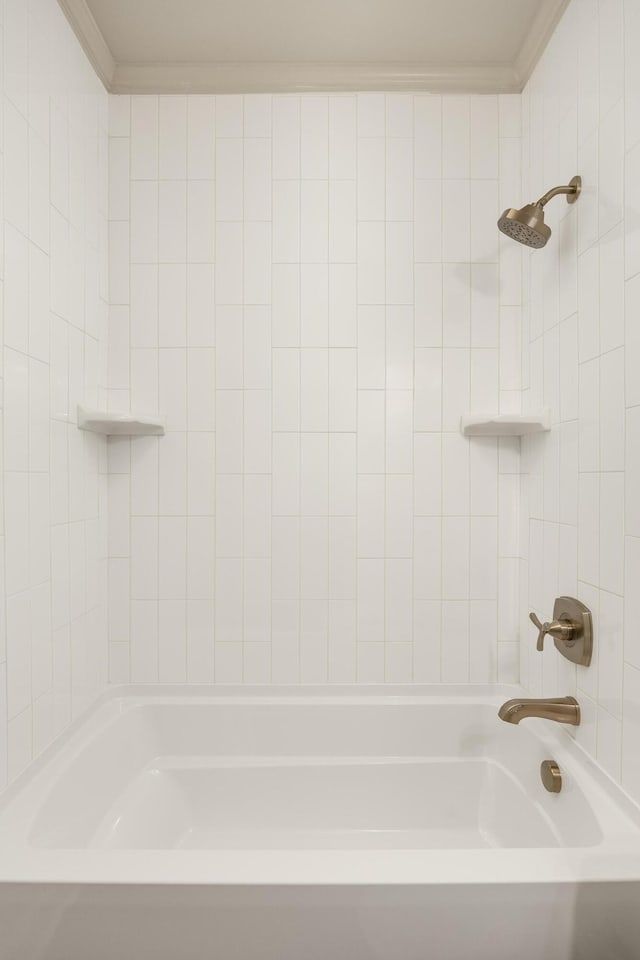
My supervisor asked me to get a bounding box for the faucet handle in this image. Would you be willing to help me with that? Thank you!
[529,611,547,651]
[529,610,576,652]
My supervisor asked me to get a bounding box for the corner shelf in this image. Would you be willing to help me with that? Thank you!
[77,405,165,437]
[460,410,551,438]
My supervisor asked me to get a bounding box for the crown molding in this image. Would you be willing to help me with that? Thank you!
[110,60,521,95]
[57,0,115,89]
[514,0,571,89]
[57,0,567,96]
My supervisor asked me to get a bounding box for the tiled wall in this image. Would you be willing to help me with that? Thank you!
[107,92,522,684]
[0,0,109,788]
[519,0,640,800]
[4,0,640,807]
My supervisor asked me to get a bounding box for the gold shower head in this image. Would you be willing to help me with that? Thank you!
[497,175,581,248]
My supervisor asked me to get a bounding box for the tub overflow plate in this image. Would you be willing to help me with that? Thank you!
[540,760,562,793]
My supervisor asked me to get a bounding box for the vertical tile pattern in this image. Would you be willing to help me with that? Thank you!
[0,0,109,787]
[110,91,516,686]
[521,0,637,797]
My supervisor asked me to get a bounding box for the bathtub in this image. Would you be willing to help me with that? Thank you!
[1,684,640,960]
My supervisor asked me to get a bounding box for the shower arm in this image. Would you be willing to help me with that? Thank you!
[535,180,581,207]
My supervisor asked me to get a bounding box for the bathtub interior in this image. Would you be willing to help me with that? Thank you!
[1,692,617,852]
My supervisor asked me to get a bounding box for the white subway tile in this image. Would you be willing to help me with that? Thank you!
[244,390,271,473]
[301,434,328,516]
[300,518,328,600]
[470,600,497,682]
[187,432,215,515]
[578,473,599,586]
[272,349,300,431]
[626,405,640,537]
[329,517,357,599]
[159,431,187,515]
[130,181,158,265]
[131,517,158,600]
[215,389,243,474]
[415,263,443,347]
[272,518,300,601]
[329,434,356,516]
[215,305,243,388]
[599,347,624,471]
[386,137,412,220]
[187,181,215,263]
[626,274,640,409]
[442,517,469,600]
[328,600,357,681]
[329,349,356,431]
[578,357,599,472]
[187,347,215,431]
[301,98,328,179]
[158,517,186,600]
[329,180,356,263]
[357,475,385,559]
[272,265,300,347]
[272,180,300,263]
[386,222,413,304]
[243,95,271,138]
[622,663,640,802]
[272,98,300,179]
[470,96,499,179]
[187,96,215,178]
[244,138,271,220]
[215,142,243,224]
[357,94,385,138]
[131,265,158,349]
[6,591,30,719]
[470,517,498,599]
[187,599,214,681]
[626,537,640,669]
[329,97,356,179]
[158,599,186,681]
[130,600,158,682]
[244,476,271,559]
[243,221,271,304]
[131,96,158,179]
[442,97,469,179]
[441,601,469,680]
[414,347,444,432]
[357,559,385,644]
[158,181,187,263]
[244,559,271,644]
[413,600,441,680]
[385,476,413,558]
[414,518,442,600]
[357,137,385,220]
[414,96,442,179]
[159,97,187,180]
[215,222,243,304]
[300,264,329,346]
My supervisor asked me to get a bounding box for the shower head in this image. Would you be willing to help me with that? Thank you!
[497,203,550,248]
[497,175,581,249]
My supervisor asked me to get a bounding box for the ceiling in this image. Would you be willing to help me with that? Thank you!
[58,0,570,94]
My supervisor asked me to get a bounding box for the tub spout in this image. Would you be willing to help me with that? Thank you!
[498,696,580,726]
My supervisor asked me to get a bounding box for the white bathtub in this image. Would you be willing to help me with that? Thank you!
[1,684,640,960]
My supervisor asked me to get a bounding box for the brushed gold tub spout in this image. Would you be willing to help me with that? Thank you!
[498,696,580,726]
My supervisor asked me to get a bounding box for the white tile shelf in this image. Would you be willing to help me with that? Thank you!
[77,405,165,437]
[460,411,551,437]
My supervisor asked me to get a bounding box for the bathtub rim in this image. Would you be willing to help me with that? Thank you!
[2,683,640,887]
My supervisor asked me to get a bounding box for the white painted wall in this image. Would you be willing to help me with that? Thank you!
[519,0,640,801]
[0,0,109,788]
[106,92,522,685]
